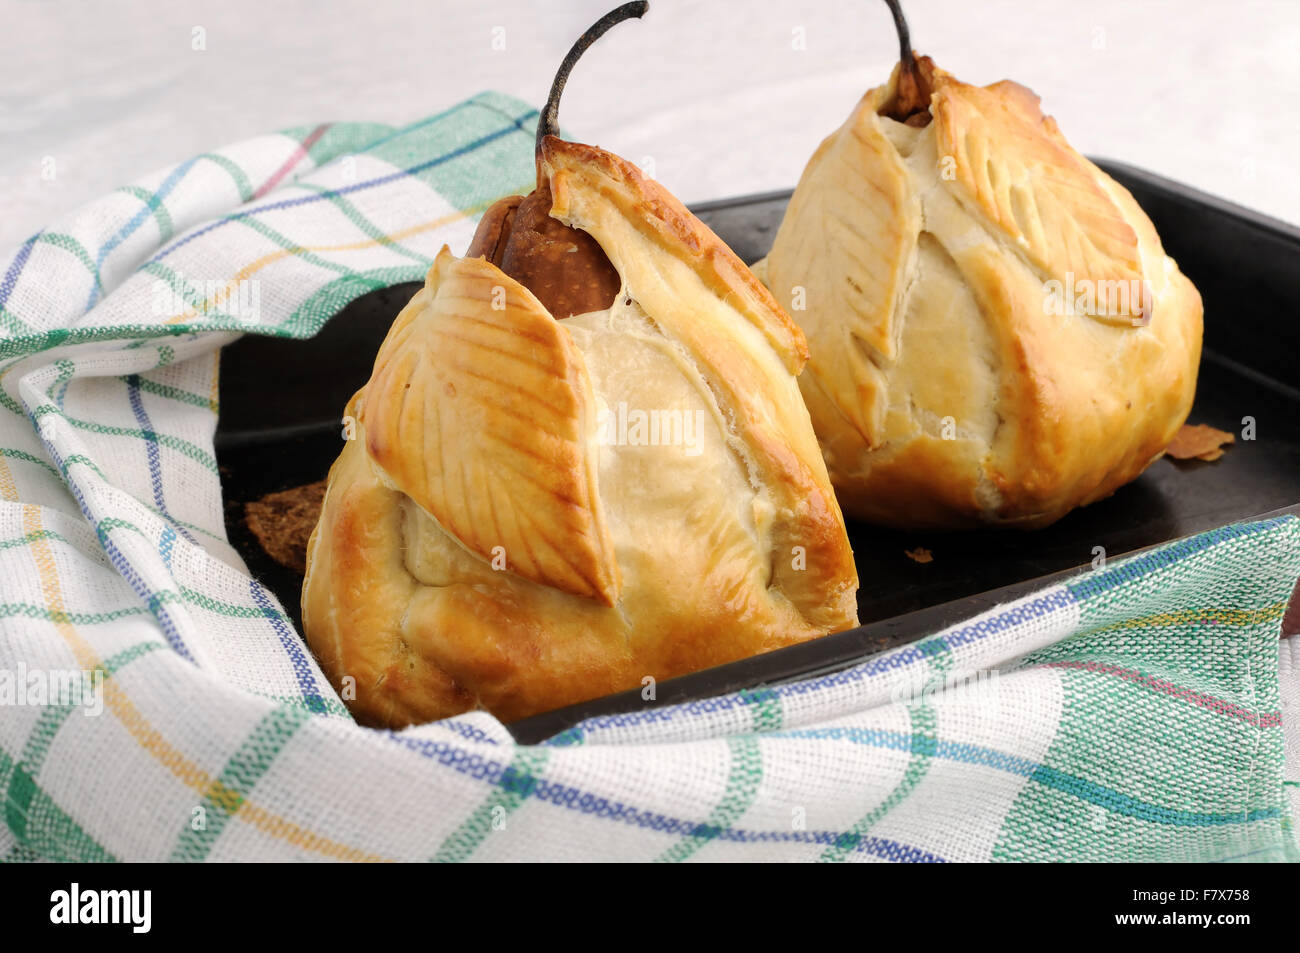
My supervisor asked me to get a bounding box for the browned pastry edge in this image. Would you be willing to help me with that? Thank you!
[540,136,810,374]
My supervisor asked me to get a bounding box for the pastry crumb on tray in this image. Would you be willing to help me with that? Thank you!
[244,480,326,574]
[1166,423,1235,462]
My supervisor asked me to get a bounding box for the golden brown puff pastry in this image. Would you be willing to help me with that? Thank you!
[300,136,859,728]
[754,56,1203,529]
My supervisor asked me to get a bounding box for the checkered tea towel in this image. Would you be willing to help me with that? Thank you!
[1,92,1298,863]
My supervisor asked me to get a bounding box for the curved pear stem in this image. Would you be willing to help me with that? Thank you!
[882,0,915,75]
[880,0,931,124]
[536,1,649,163]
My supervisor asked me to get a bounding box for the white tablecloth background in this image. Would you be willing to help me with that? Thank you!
[2,0,1299,254]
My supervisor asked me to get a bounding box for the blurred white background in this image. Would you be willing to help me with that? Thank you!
[2,0,1298,252]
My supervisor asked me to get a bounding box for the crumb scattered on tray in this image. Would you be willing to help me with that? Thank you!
[244,480,327,574]
[905,547,933,564]
[1166,423,1235,462]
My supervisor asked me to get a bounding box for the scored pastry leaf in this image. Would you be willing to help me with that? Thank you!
[932,75,1145,323]
[360,247,621,605]
[763,94,916,446]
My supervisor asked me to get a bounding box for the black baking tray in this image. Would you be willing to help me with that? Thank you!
[215,160,1300,744]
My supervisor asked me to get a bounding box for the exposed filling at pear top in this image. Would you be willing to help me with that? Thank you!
[881,53,935,127]
[879,0,934,127]
[465,171,621,319]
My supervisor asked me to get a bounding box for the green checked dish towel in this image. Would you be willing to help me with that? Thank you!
[1,91,1298,863]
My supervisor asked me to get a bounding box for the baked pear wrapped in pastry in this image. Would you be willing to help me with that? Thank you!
[755,0,1203,529]
[301,3,858,728]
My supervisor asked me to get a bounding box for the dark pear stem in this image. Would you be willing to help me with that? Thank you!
[880,0,932,125]
[883,0,915,75]
[535,1,649,165]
